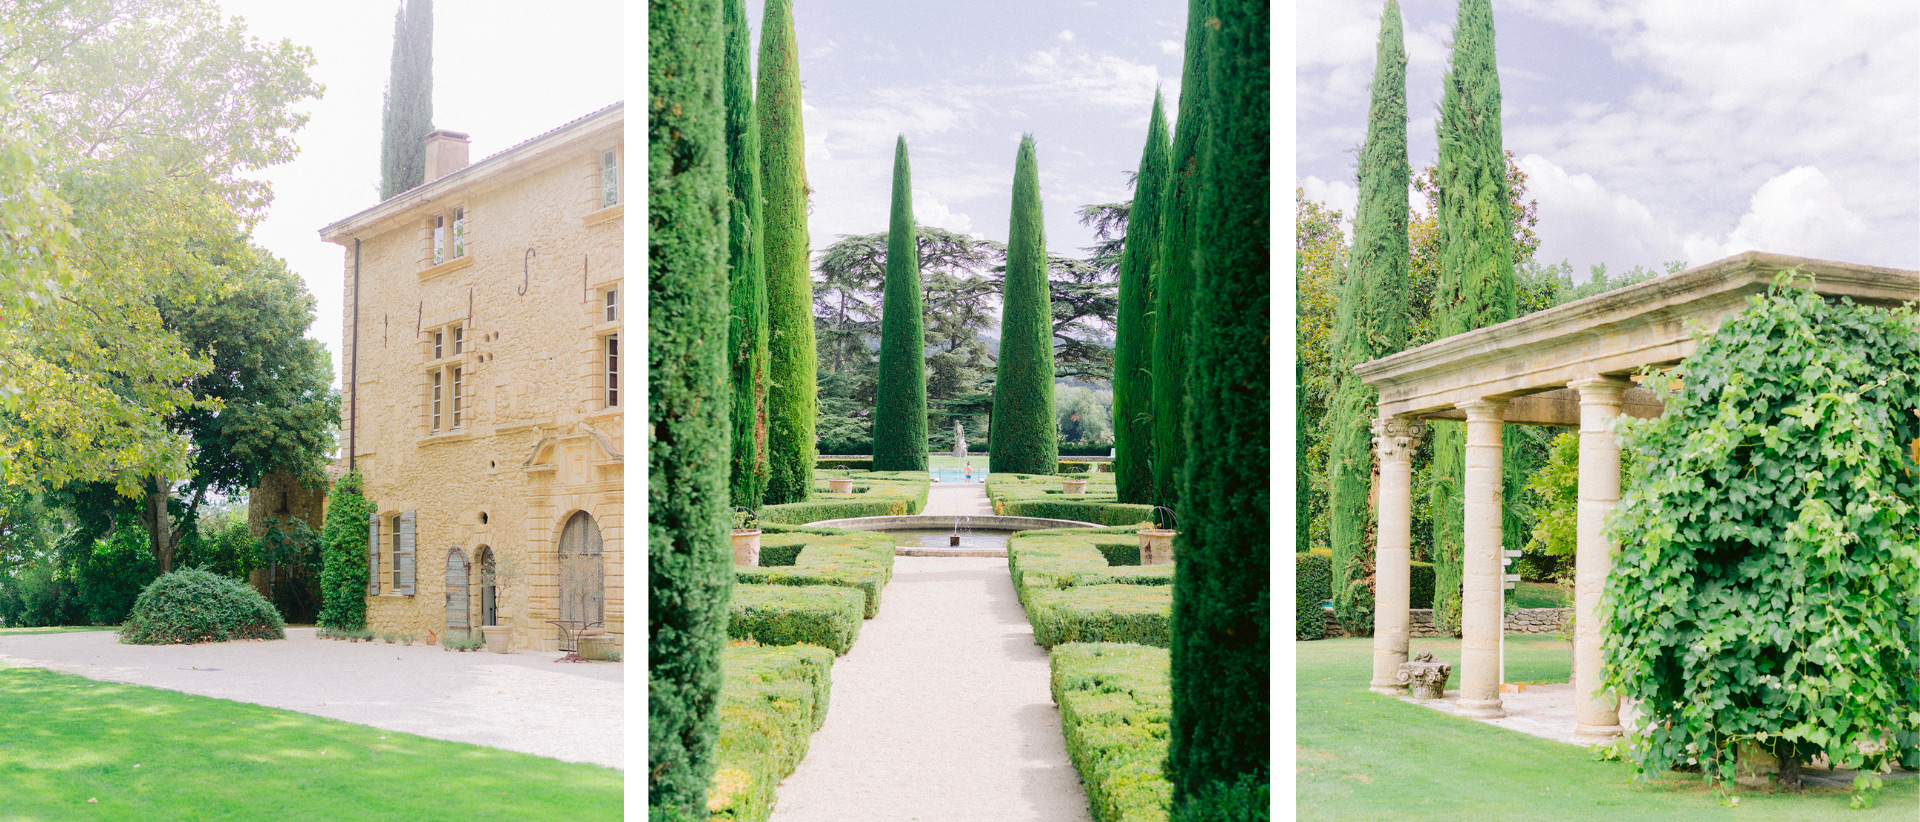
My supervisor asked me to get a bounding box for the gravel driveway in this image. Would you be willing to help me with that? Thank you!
[0,627,622,769]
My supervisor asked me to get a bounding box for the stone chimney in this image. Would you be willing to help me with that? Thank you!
[423,129,471,184]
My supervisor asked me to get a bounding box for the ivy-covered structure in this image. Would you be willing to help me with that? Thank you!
[1357,253,1920,757]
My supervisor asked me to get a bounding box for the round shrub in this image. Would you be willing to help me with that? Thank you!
[119,568,286,645]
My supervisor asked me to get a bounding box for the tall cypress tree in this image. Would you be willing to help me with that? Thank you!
[1113,93,1171,505]
[872,136,928,471]
[988,136,1057,475]
[725,0,769,509]
[1328,0,1410,636]
[1152,0,1212,508]
[1427,0,1519,635]
[1170,0,1269,813]
[378,0,433,200]
[758,0,815,504]
[647,0,731,814]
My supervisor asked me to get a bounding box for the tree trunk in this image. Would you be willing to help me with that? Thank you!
[141,475,176,574]
[1775,739,1802,790]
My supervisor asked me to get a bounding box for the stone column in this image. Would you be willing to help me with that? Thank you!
[1570,376,1630,743]
[1456,399,1508,718]
[1370,416,1426,694]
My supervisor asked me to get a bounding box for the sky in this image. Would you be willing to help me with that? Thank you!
[745,0,1188,259]
[1296,0,1920,279]
[211,0,624,381]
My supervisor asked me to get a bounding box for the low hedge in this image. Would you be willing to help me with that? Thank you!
[1296,551,1330,641]
[119,568,285,645]
[736,529,895,618]
[1030,585,1172,648]
[985,473,1154,526]
[708,642,835,822]
[1057,459,1115,474]
[728,584,865,655]
[1058,443,1117,457]
[1050,642,1172,822]
[759,471,929,525]
[1008,530,1174,610]
[1410,560,1435,610]
[815,457,873,470]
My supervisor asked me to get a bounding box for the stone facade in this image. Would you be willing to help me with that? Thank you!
[320,104,625,653]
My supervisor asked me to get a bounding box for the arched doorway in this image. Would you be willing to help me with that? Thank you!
[445,547,471,640]
[476,546,497,627]
[558,512,604,635]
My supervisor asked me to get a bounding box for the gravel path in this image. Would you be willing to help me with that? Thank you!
[769,556,1092,822]
[0,628,622,769]
[924,481,995,516]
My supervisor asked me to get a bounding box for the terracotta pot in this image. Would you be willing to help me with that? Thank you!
[732,529,762,566]
[1062,479,1088,495]
[481,625,513,654]
[1136,528,1178,565]
[826,478,854,493]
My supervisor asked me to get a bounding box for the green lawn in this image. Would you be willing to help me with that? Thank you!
[0,625,115,636]
[1297,636,1919,821]
[1511,581,1570,609]
[0,666,621,820]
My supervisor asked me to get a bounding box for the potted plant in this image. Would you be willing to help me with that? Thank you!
[1137,509,1177,565]
[480,553,526,653]
[425,629,439,646]
[826,475,854,493]
[731,508,762,567]
[1062,477,1088,495]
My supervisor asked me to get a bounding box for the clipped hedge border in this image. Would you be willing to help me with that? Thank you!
[815,457,873,470]
[707,642,835,822]
[736,529,895,618]
[1296,551,1330,641]
[1030,585,1172,648]
[760,470,929,525]
[1050,642,1173,822]
[985,473,1154,526]
[1008,531,1173,610]
[728,584,865,655]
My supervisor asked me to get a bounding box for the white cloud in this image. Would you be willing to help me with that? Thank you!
[1516,154,1688,275]
[1680,166,1870,265]
[1298,175,1358,243]
[913,190,974,234]
[1160,39,1180,57]
[1018,47,1168,110]
[1057,30,1075,43]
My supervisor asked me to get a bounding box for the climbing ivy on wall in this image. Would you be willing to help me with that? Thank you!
[1601,275,1920,785]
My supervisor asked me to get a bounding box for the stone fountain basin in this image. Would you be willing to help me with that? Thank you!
[803,515,1099,557]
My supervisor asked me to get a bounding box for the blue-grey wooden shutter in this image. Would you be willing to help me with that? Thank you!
[367,512,381,596]
[398,510,417,595]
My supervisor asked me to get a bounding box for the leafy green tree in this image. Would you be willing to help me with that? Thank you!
[1327,0,1411,636]
[1170,0,1269,814]
[0,0,320,500]
[872,137,929,470]
[1055,385,1112,445]
[1603,280,1920,786]
[1425,0,1519,635]
[1295,191,1347,551]
[317,470,375,632]
[1113,94,1171,504]
[1044,252,1118,383]
[379,0,434,199]
[988,136,1058,475]
[648,0,732,814]
[758,0,816,504]
[724,0,769,509]
[1152,0,1213,509]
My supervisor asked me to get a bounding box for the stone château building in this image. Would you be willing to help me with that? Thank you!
[320,103,625,652]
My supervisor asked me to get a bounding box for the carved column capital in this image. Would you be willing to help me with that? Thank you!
[1568,375,1632,406]
[1371,417,1426,461]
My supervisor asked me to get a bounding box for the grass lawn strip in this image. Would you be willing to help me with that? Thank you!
[0,666,619,820]
[728,584,864,654]
[1296,635,1919,820]
[1051,643,1173,822]
[707,643,835,822]
[985,473,1154,525]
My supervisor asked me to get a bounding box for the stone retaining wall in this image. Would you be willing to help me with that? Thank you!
[1319,606,1572,639]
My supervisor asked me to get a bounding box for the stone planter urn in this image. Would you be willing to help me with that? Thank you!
[1062,478,1088,495]
[1136,528,1177,565]
[481,625,513,654]
[1397,652,1452,699]
[826,477,854,493]
[731,529,762,566]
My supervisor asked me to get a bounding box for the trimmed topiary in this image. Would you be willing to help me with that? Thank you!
[871,136,928,472]
[1112,93,1170,506]
[759,0,818,505]
[119,568,286,645]
[1295,552,1329,641]
[988,135,1058,476]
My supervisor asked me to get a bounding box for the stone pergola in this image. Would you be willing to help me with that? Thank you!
[1356,251,1920,743]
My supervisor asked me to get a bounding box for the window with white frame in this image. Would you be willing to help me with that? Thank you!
[431,371,443,431]
[604,286,618,323]
[451,366,464,429]
[426,321,467,433]
[605,334,619,408]
[600,149,619,208]
[429,206,468,265]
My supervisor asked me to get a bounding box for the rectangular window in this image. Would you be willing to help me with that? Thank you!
[433,331,444,360]
[605,287,618,322]
[601,150,619,208]
[452,325,464,354]
[605,334,619,407]
[431,371,443,432]
[451,367,464,429]
[451,207,466,259]
[391,520,402,589]
[432,215,446,265]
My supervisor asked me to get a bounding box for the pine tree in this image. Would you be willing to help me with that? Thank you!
[647,0,731,813]
[725,0,769,509]
[988,136,1058,475]
[758,0,816,504]
[1427,0,1520,635]
[1152,0,1212,509]
[1170,0,1269,814]
[1328,0,1410,636]
[872,136,928,471]
[1113,94,1170,505]
[378,0,433,200]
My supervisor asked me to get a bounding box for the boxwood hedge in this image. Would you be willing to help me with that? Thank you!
[1030,585,1172,648]
[1050,642,1173,822]
[1295,551,1330,641]
[1008,530,1174,609]
[986,473,1154,526]
[707,642,834,822]
[119,568,285,645]
[759,471,928,525]
[736,527,895,617]
[727,584,864,655]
